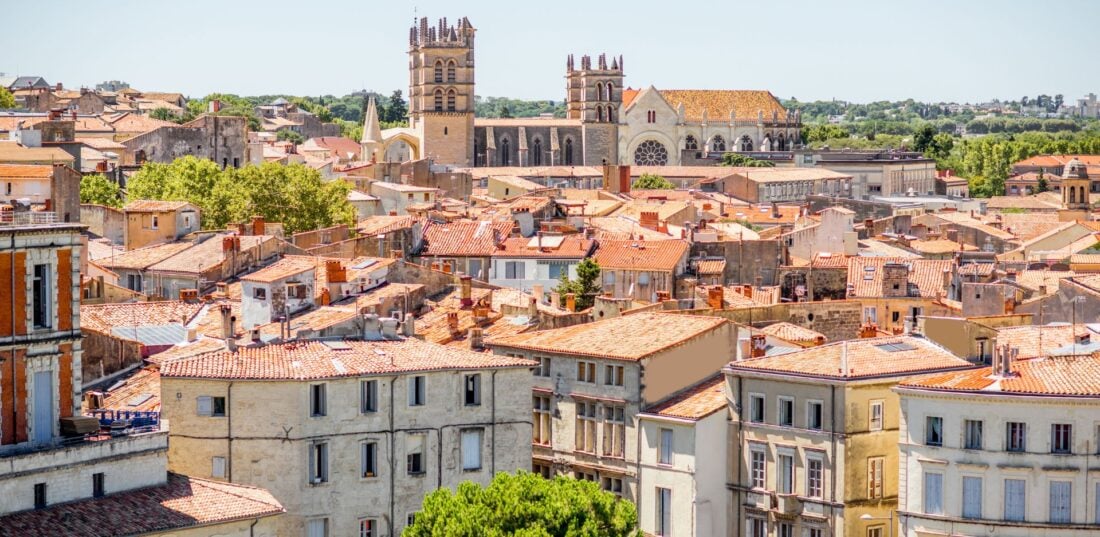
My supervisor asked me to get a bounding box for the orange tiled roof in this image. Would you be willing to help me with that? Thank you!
[0,473,283,536]
[146,235,273,276]
[487,312,728,361]
[592,239,689,271]
[419,220,512,257]
[846,257,954,298]
[241,256,316,283]
[123,200,193,212]
[899,355,1100,396]
[623,89,787,123]
[908,239,975,255]
[161,338,535,380]
[491,235,594,259]
[643,374,727,420]
[758,322,826,344]
[810,252,851,269]
[696,259,726,275]
[1014,270,1074,294]
[0,164,54,177]
[255,306,358,339]
[97,366,161,412]
[726,336,974,380]
[1014,154,1100,169]
[80,301,205,335]
[989,324,1093,359]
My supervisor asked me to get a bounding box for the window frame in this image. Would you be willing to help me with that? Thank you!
[310,383,327,417]
[806,400,823,430]
[461,428,483,471]
[1051,423,1073,454]
[750,445,766,489]
[869,400,884,431]
[1006,421,1027,452]
[806,455,823,498]
[964,419,983,450]
[778,396,794,427]
[961,475,983,519]
[867,456,884,499]
[464,373,481,406]
[749,393,765,423]
[409,376,426,407]
[361,441,378,478]
[361,379,378,413]
[309,441,329,484]
[658,427,674,466]
[925,416,943,446]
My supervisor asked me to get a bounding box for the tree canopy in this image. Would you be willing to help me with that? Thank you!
[0,87,18,109]
[553,258,601,310]
[720,153,776,167]
[631,173,674,189]
[79,174,122,208]
[126,156,355,234]
[405,471,641,537]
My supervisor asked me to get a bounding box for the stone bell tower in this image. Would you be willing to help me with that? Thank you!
[408,16,476,167]
[566,53,623,165]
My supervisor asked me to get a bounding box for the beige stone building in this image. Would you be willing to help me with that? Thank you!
[121,199,200,250]
[592,239,690,302]
[486,312,735,505]
[724,336,975,537]
[160,319,535,537]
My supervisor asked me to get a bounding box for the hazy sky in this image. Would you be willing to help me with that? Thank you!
[4,0,1098,104]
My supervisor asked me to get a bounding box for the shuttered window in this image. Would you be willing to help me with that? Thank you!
[1049,481,1072,523]
[923,472,943,514]
[1004,479,1026,521]
[962,476,982,519]
[461,429,482,471]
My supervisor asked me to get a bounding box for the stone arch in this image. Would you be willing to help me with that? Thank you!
[446,60,457,82]
[777,133,787,151]
[564,137,575,165]
[382,132,421,161]
[500,137,512,166]
[604,81,613,101]
[598,106,605,122]
[446,89,456,112]
[709,134,726,152]
[434,60,444,83]
[531,137,544,166]
[595,82,604,102]
[684,135,698,151]
[627,131,678,166]
[434,89,444,111]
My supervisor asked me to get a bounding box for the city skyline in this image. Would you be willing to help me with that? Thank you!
[3,0,1099,104]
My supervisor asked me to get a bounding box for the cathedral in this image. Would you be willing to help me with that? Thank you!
[366,16,802,168]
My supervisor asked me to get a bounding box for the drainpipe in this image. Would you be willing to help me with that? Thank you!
[9,231,17,444]
[227,381,234,482]
[490,370,497,475]
[388,376,396,537]
[735,375,744,537]
[829,384,838,537]
[249,518,258,537]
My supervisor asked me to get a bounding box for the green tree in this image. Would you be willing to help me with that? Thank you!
[553,258,601,310]
[277,130,305,144]
[149,107,176,122]
[1036,170,1049,193]
[801,124,849,143]
[912,124,936,153]
[631,173,675,189]
[720,153,776,167]
[384,90,407,123]
[79,174,122,207]
[405,471,640,537]
[0,87,15,109]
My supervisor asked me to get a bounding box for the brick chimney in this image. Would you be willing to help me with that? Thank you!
[707,286,724,310]
[749,334,767,358]
[858,323,878,339]
[219,303,237,351]
[446,312,460,334]
[639,211,659,230]
[565,293,576,312]
[460,275,473,307]
[468,327,484,350]
[251,215,265,236]
[326,259,347,283]
[881,263,910,297]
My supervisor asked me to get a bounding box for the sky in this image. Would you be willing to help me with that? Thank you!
[3,0,1099,104]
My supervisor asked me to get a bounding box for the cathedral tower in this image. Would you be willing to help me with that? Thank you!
[409,16,476,166]
[566,53,623,165]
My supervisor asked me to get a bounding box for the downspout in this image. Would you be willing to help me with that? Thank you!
[736,375,744,537]
[490,370,497,475]
[9,231,17,443]
[227,381,234,482]
[829,384,838,537]
[249,518,258,537]
[388,376,396,537]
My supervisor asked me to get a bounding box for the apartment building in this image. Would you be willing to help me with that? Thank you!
[724,336,975,537]
[486,312,735,504]
[160,315,535,537]
[895,346,1100,535]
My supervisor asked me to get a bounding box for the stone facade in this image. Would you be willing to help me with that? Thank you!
[122,115,247,169]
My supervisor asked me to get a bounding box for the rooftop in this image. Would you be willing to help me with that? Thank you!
[642,374,727,421]
[899,355,1100,397]
[492,235,594,259]
[726,336,974,380]
[123,200,194,213]
[80,301,205,335]
[758,322,826,344]
[846,257,954,298]
[592,239,689,271]
[419,220,512,257]
[240,256,316,284]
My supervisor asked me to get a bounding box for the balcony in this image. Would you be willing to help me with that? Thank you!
[0,419,167,478]
[0,210,73,228]
[744,490,772,510]
[775,493,803,515]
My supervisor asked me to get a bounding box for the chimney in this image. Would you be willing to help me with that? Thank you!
[219,304,237,351]
[252,215,265,236]
[743,285,754,299]
[215,282,228,298]
[527,297,538,318]
[361,313,381,340]
[380,317,400,339]
[749,334,767,358]
[447,312,460,334]
[565,293,576,312]
[468,327,484,350]
[442,260,453,274]
[402,313,416,336]
[882,263,910,298]
[209,99,222,113]
[1038,284,1047,295]
[859,322,878,338]
[460,275,473,307]
[251,328,261,343]
[707,285,724,310]
[326,259,347,283]
[771,202,780,220]
[550,292,561,309]
[532,284,544,302]
[180,289,199,303]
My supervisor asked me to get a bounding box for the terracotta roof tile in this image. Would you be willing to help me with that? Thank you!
[161,338,535,380]
[492,235,594,259]
[123,200,193,212]
[0,473,283,536]
[846,257,954,298]
[147,235,275,276]
[908,239,975,255]
[696,259,726,275]
[0,164,54,177]
[726,336,974,380]
[241,256,316,283]
[989,324,1094,359]
[96,241,196,271]
[80,301,205,335]
[625,89,787,122]
[899,355,1100,396]
[419,220,512,257]
[592,239,689,271]
[758,322,826,344]
[643,374,727,420]
[487,312,728,361]
[1014,270,1074,294]
[810,252,851,269]
[958,263,995,277]
[97,366,161,412]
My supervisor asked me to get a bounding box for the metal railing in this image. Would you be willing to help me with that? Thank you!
[0,211,63,226]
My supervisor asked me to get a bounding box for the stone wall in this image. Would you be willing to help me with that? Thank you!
[778,266,849,301]
[122,115,247,168]
[691,239,785,285]
[79,204,125,244]
[81,329,143,383]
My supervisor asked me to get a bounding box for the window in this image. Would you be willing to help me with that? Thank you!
[33,483,46,509]
[867,528,883,537]
[406,433,425,475]
[359,519,377,537]
[446,60,456,82]
[409,376,426,406]
[307,518,329,537]
[151,215,159,229]
[656,487,671,536]
[461,429,483,471]
[1006,422,1026,452]
[534,356,551,377]
[212,456,226,478]
[504,261,523,279]
[1004,478,1026,521]
[32,264,51,329]
[446,90,456,112]
[962,476,982,519]
[532,139,542,166]
[602,406,625,458]
[925,416,943,446]
[604,365,624,386]
[869,400,884,431]
[806,528,824,537]
[533,395,552,445]
[310,384,326,417]
[684,135,698,151]
[750,447,766,488]
[252,287,267,300]
[923,472,943,514]
[647,110,656,124]
[659,428,674,465]
[633,139,669,166]
[602,476,623,496]
[564,138,574,165]
[1052,424,1072,454]
[575,470,596,481]
[778,453,794,494]
[778,397,794,427]
[434,89,443,111]
[361,380,378,413]
[863,306,877,323]
[710,135,726,152]
[749,394,765,423]
[126,274,142,292]
[576,361,596,383]
[867,457,884,499]
[807,401,823,430]
[964,420,983,450]
[361,441,377,478]
[433,61,443,83]
[197,396,226,417]
[406,513,418,527]
[309,442,329,483]
[807,456,823,498]
[464,374,481,406]
[1049,481,1072,523]
[532,462,552,479]
[778,523,794,537]
[92,472,105,498]
[575,401,597,453]
[748,518,766,537]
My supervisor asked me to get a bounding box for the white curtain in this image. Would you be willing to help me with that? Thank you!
[1004,479,1026,521]
[1050,481,1072,523]
[462,430,481,470]
[962,476,982,518]
[923,472,943,514]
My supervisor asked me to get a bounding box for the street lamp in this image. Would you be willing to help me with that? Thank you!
[860,511,895,537]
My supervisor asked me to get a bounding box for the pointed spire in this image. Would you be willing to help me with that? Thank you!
[611,56,618,70]
[361,96,382,144]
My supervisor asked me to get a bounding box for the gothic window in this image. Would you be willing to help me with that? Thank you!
[447,90,456,112]
[532,139,542,166]
[684,135,698,150]
[500,138,511,166]
[740,135,753,151]
[711,135,726,152]
[633,140,669,166]
[606,105,615,123]
[604,82,613,101]
[597,106,605,122]
[434,61,444,83]
[446,60,456,82]
[777,133,787,151]
[565,139,574,165]
[434,89,443,111]
[596,82,604,102]
[647,110,656,124]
